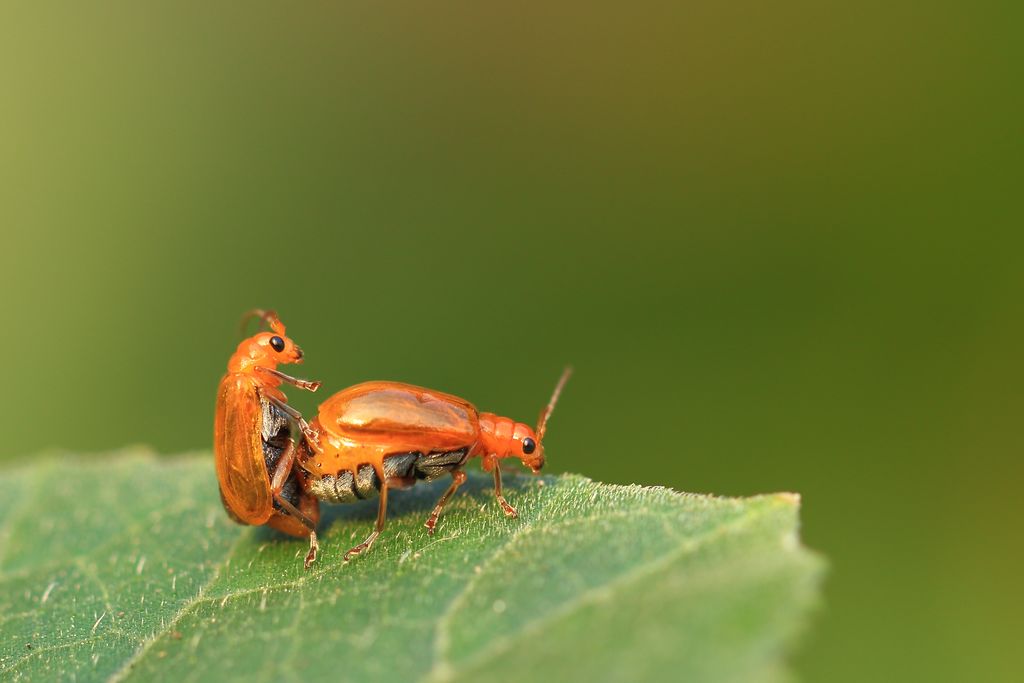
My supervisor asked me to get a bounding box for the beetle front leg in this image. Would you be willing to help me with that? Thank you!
[256,366,321,392]
[492,466,518,518]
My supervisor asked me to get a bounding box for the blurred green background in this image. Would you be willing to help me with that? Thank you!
[1,2,1020,681]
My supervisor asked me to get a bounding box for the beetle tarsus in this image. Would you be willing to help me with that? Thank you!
[498,497,519,518]
[304,530,319,569]
[301,424,321,451]
[343,535,378,562]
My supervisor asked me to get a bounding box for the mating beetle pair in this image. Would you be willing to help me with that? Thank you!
[213,310,570,567]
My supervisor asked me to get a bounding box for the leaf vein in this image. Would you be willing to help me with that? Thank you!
[427,500,780,681]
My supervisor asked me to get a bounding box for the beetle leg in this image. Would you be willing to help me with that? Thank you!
[424,469,467,535]
[272,493,316,536]
[265,395,303,422]
[266,396,322,452]
[343,483,389,561]
[267,437,320,569]
[270,493,320,568]
[303,529,319,569]
[269,437,298,495]
[256,366,321,392]
[492,467,519,518]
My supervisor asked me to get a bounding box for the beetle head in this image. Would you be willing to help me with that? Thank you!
[514,366,572,473]
[232,309,306,371]
[511,422,544,473]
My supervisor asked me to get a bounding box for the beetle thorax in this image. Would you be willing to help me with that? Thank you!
[477,413,512,457]
[228,339,265,372]
[478,413,524,458]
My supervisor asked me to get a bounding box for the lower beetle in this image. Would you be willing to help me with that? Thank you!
[298,368,571,563]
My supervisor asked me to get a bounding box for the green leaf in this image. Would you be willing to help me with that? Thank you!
[0,450,823,682]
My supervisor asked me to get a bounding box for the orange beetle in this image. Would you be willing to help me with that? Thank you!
[298,368,571,562]
[213,310,323,565]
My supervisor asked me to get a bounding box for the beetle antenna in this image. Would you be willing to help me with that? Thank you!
[239,309,286,337]
[537,366,572,440]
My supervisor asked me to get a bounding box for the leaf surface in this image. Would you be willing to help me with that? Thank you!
[0,450,822,682]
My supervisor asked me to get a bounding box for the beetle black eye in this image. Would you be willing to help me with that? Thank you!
[522,437,536,455]
[269,336,285,353]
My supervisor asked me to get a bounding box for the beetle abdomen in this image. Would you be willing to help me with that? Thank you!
[309,470,356,504]
[307,448,470,504]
